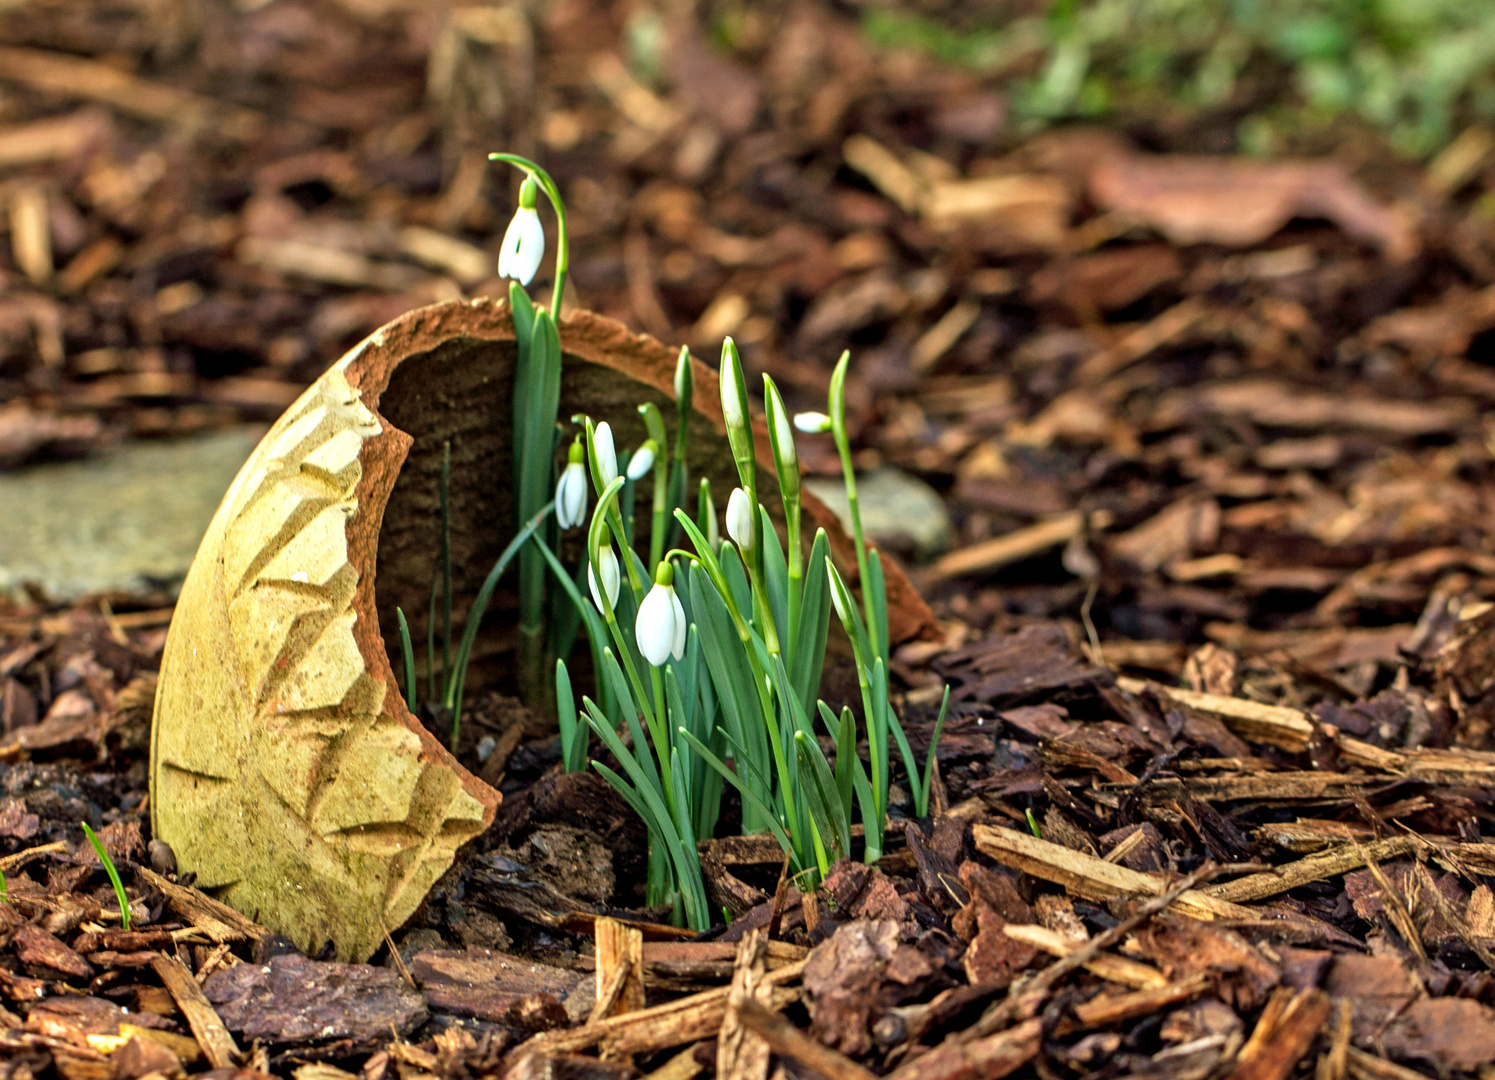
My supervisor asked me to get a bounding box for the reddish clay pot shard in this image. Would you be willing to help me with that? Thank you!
[150,299,935,962]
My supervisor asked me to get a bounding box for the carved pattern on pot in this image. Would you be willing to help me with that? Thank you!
[151,362,490,963]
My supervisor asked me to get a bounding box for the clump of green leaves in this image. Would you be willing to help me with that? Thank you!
[862,0,1495,157]
[547,341,948,931]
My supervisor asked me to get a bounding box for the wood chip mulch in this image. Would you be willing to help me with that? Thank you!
[8,0,1495,1076]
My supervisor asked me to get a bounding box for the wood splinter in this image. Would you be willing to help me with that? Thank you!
[593,917,646,1023]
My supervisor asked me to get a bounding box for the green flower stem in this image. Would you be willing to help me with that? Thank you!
[744,483,781,658]
[651,456,670,569]
[610,503,646,602]
[640,403,670,569]
[828,350,879,663]
[827,559,885,858]
[763,376,803,659]
[488,153,569,313]
[588,479,656,731]
[785,498,803,655]
[671,351,692,509]
[674,511,800,863]
[648,652,668,766]
[717,341,780,659]
[587,481,668,790]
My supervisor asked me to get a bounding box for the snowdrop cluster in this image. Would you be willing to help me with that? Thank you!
[400,149,947,932]
[547,340,947,931]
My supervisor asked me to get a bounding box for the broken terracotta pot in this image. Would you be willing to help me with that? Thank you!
[150,298,935,962]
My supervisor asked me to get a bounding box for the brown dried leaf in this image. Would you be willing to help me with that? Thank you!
[1087,150,1417,261]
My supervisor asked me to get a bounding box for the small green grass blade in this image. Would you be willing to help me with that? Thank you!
[396,607,418,712]
[80,822,129,931]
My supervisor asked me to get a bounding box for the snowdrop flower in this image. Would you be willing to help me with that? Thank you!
[720,339,745,429]
[589,540,620,613]
[497,174,544,285]
[726,487,754,550]
[794,411,832,434]
[593,421,618,487]
[627,439,658,480]
[636,562,687,666]
[555,438,589,530]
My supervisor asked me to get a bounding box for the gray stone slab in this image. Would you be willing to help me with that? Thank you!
[0,427,262,600]
[804,466,952,561]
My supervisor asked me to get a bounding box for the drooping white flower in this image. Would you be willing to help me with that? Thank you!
[497,176,544,285]
[626,439,658,480]
[720,340,745,429]
[593,422,618,487]
[726,487,754,549]
[635,563,686,666]
[589,545,620,613]
[794,411,832,434]
[555,439,589,529]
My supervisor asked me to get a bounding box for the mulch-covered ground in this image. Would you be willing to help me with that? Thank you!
[8,0,1495,1076]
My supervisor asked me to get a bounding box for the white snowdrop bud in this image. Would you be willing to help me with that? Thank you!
[593,421,618,487]
[794,411,832,434]
[627,439,658,481]
[726,487,754,550]
[720,342,745,429]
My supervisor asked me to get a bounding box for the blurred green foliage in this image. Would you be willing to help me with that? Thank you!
[860,0,1495,157]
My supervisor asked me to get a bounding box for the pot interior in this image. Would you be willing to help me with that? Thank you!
[374,337,743,720]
